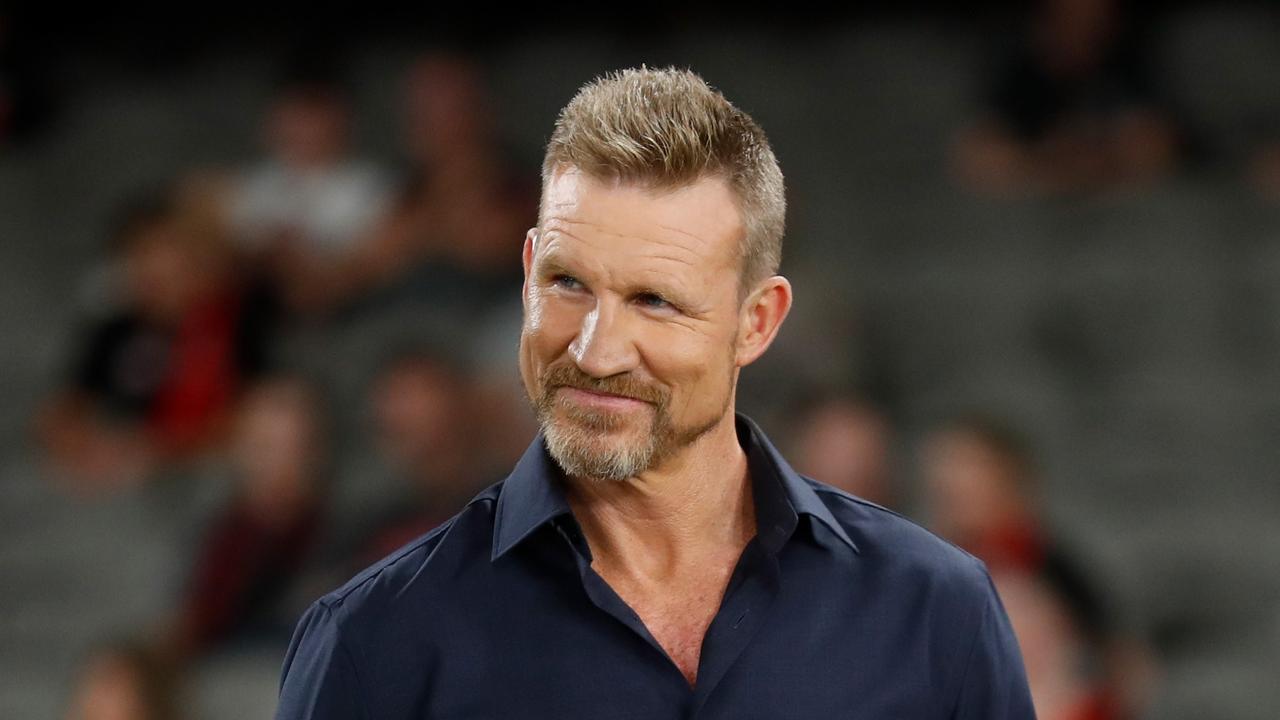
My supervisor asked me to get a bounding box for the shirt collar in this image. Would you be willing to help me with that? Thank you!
[491,412,859,561]
[737,412,860,556]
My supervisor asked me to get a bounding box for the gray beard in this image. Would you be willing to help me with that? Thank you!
[537,394,664,481]
[543,419,655,481]
[536,390,726,482]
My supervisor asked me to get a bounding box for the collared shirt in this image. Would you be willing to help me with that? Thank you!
[276,413,1035,719]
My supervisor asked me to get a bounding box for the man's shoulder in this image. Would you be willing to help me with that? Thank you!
[800,476,991,593]
[311,480,506,624]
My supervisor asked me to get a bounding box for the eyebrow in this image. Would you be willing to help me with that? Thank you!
[533,253,578,281]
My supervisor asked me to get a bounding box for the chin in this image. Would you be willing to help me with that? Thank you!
[544,424,655,482]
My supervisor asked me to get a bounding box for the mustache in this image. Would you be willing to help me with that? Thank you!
[541,364,667,406]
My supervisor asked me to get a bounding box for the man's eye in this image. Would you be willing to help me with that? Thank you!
[636,293,672,310]
[552,275,583,290]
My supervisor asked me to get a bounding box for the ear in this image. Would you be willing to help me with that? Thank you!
[521,228,538,302]
[735,275,793,368]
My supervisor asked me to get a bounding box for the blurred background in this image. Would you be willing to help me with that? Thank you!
[2,1,1278,718]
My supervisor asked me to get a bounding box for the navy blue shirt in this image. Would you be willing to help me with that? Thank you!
[276,414,1035,719]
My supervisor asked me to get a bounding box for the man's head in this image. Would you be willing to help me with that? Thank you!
[109,190,203,324]
[539,67,785,291]
[232,375,325,524]
[921,414,1038,546]
[519,67,792,482]
[266,76,350,170]
[791,394,894,507]
[371,347,471,474]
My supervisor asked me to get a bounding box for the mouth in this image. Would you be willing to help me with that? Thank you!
[555,386,652,411]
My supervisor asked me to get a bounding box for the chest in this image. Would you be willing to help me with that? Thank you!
[595,564,738,687]
[375,542,968,720]
[628,589,722,686]
[390,578,955,720]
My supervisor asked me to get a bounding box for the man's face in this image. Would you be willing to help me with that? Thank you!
[519,168,748,481]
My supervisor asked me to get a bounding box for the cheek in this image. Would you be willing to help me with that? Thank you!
[642,324,735,403]
[522,296,584,367]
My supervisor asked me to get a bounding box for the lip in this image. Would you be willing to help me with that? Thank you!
[557,386,650,411]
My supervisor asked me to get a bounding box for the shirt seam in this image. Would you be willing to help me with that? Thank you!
[944,573,993,719]
[331,605,372,720]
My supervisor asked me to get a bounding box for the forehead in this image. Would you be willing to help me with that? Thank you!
[537,168,743,274]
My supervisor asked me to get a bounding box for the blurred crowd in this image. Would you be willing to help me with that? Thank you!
[950,0,1280,199]
[15,1,1279,718]
[39,49,541,720]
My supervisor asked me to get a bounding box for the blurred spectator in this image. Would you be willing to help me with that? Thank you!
[951,0,1181,196]
[996,570,1113,720]
[36,185,269,495]
[922,416,1046,570]
[920,414,1152,720]
[352,346,491,564]
[64,639,181,720]
[343,51,531,318]
[225,60,392,317]
[788,393,896,509]
[165,375,325,661]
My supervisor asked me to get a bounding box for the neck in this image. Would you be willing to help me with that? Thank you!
[563,411,756,584]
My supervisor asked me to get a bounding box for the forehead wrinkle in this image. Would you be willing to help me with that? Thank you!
[542,216,713,268]
[656,221,739,263]
[641,252,697,269]
[533,234,597,273]
[544,216,623,236]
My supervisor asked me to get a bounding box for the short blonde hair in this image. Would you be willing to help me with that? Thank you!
[541,66,786,290]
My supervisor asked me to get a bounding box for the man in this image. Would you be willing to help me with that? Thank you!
[275,67,1035,719]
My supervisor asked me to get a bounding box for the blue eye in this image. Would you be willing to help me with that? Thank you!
[552,274,583,290]
[636,293,672,310]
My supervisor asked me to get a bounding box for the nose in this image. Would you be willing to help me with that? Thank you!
[569,296,640,378]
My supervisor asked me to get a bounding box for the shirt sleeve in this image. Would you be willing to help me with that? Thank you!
[951,571,1038,720]
[275,600,368,720]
